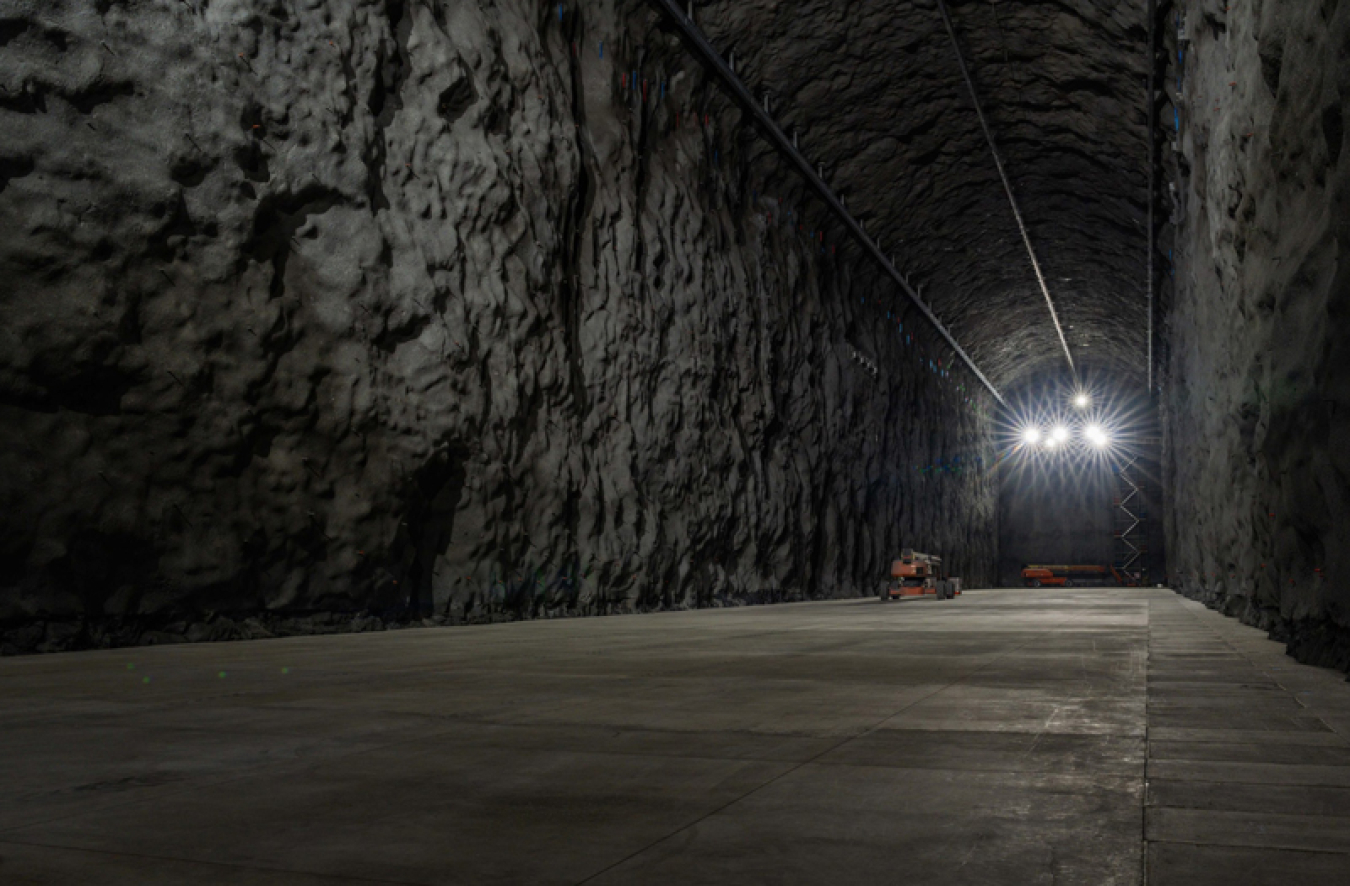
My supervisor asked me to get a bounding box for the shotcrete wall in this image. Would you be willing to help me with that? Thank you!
[1161,0,1350,667]
[0,0,998,652]
[998,459,1116,587]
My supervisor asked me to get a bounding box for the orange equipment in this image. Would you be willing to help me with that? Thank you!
[881,549,961,601]
[1021,565,1114,588]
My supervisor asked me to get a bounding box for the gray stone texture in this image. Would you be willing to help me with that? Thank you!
[9,0,1344,666]
[1161,0,1350,669]
[694,0,1154,386]
[0,0,998,651]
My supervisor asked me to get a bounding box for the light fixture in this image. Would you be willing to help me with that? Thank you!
[1050,426,1070,444]
[1073,393,1091,409]
[1021,427,1042,445]
[1085,425,1109,447]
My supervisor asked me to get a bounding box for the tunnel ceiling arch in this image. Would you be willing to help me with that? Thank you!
[684,0,1153,392]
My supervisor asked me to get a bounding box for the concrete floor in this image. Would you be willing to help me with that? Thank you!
[2,588,1350,885]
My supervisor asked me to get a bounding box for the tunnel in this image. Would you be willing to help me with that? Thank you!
[2,0,1349,882]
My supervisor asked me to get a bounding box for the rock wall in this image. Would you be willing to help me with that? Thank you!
[998,380,1165,588]
[0,0,998,653]
[1161,0,1350,669]
[998,458,1117,587]
[694,0,1154,387]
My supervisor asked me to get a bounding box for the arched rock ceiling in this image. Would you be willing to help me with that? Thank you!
[690,0,1152,392]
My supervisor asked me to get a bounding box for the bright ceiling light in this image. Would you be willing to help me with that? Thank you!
[1085,425,1109,447]
[1073,393,1091,409]
[1050,426,1070,444]
[1021,427,1042,445]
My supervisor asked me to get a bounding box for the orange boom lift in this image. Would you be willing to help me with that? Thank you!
[1020,564,1123,587]
[881,550,961,601]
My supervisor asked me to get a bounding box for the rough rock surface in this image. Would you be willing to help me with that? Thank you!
[698,0,1154,386]
[999,455,1117,586]
[0,0,998,652]
[1162,0,1350,669]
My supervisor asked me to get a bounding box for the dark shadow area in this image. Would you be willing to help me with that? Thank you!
[996,371,1165,587]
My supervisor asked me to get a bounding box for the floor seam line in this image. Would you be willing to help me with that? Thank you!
[1142,596,1152,886]
[569,609,1091,886]
[0,837,429,885]
[1141,835,1350,855]
[0,715,521,837]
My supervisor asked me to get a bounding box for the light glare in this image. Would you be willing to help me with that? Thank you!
[1086,425,1109,447]
[1050,426,1070,444]
[1073,393,1091,408]
[1021,427,1042,445]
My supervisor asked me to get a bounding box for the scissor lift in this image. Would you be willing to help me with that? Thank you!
[1112,454,1148,586]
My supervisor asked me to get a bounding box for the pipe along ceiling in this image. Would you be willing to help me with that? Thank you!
[683,0,1153,393]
